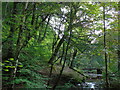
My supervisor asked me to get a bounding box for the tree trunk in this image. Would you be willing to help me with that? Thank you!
[48,35,65,64]
[118,1,120,75]
[59,43,65,64]
[47,64,54,87]
[11,2,31,88]
[103,3,109,87]
[52,4,74,89]
[69,49,77,68]
[52,43,65,90]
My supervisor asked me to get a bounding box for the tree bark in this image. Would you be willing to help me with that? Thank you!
[118,1,120,76]
[59,43,65,64]
[103,3,109,87]
[69,49,77,68]
[47,63,54,87]
[48,35,65,64]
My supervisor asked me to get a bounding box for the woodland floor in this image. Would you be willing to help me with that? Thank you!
[38,65,84,86]
[12,65,84,89]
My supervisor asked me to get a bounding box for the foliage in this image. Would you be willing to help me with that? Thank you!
[2,2,119,89]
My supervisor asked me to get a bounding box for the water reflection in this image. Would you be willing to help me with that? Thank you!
[85,82,95,89]
[77,82,97,89]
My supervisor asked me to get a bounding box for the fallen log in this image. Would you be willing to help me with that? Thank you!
[69,67,88,78]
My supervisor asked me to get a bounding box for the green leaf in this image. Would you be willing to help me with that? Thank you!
[5,66,11,68]
[9,58,14,61]
[4,60,10,62]
[98,53,100,56]
[3,69,9,71]
[10,66,16,68]
[2,63,5,65]
[18,65,23,67]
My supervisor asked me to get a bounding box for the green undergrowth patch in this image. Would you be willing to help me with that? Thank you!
[41,65,84,87]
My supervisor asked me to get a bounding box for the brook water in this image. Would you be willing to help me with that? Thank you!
[77,73,103,89]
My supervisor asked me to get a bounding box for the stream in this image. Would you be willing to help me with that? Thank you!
[77,73,103,89]
[77,81,103,90]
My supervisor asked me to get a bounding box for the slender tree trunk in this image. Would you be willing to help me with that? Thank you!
[37,14,49,42]
[103,3,109,87]
[48,3,77,64]
[70,67,88,78]
[47,34,61,87]
[12,2,30,88]
[39,15,51,42]
[118,1,120,76]
[59,44,65,64]
[48,35,65,64]
[69,49,77,68]
[47,55,62,87]
[52,42,66,90]
[52,4,74,89]
[47,63,54,87]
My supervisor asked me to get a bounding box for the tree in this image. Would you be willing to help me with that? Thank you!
[2,2,119,89]
[118,1,120,75]
[103,3,109,87]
